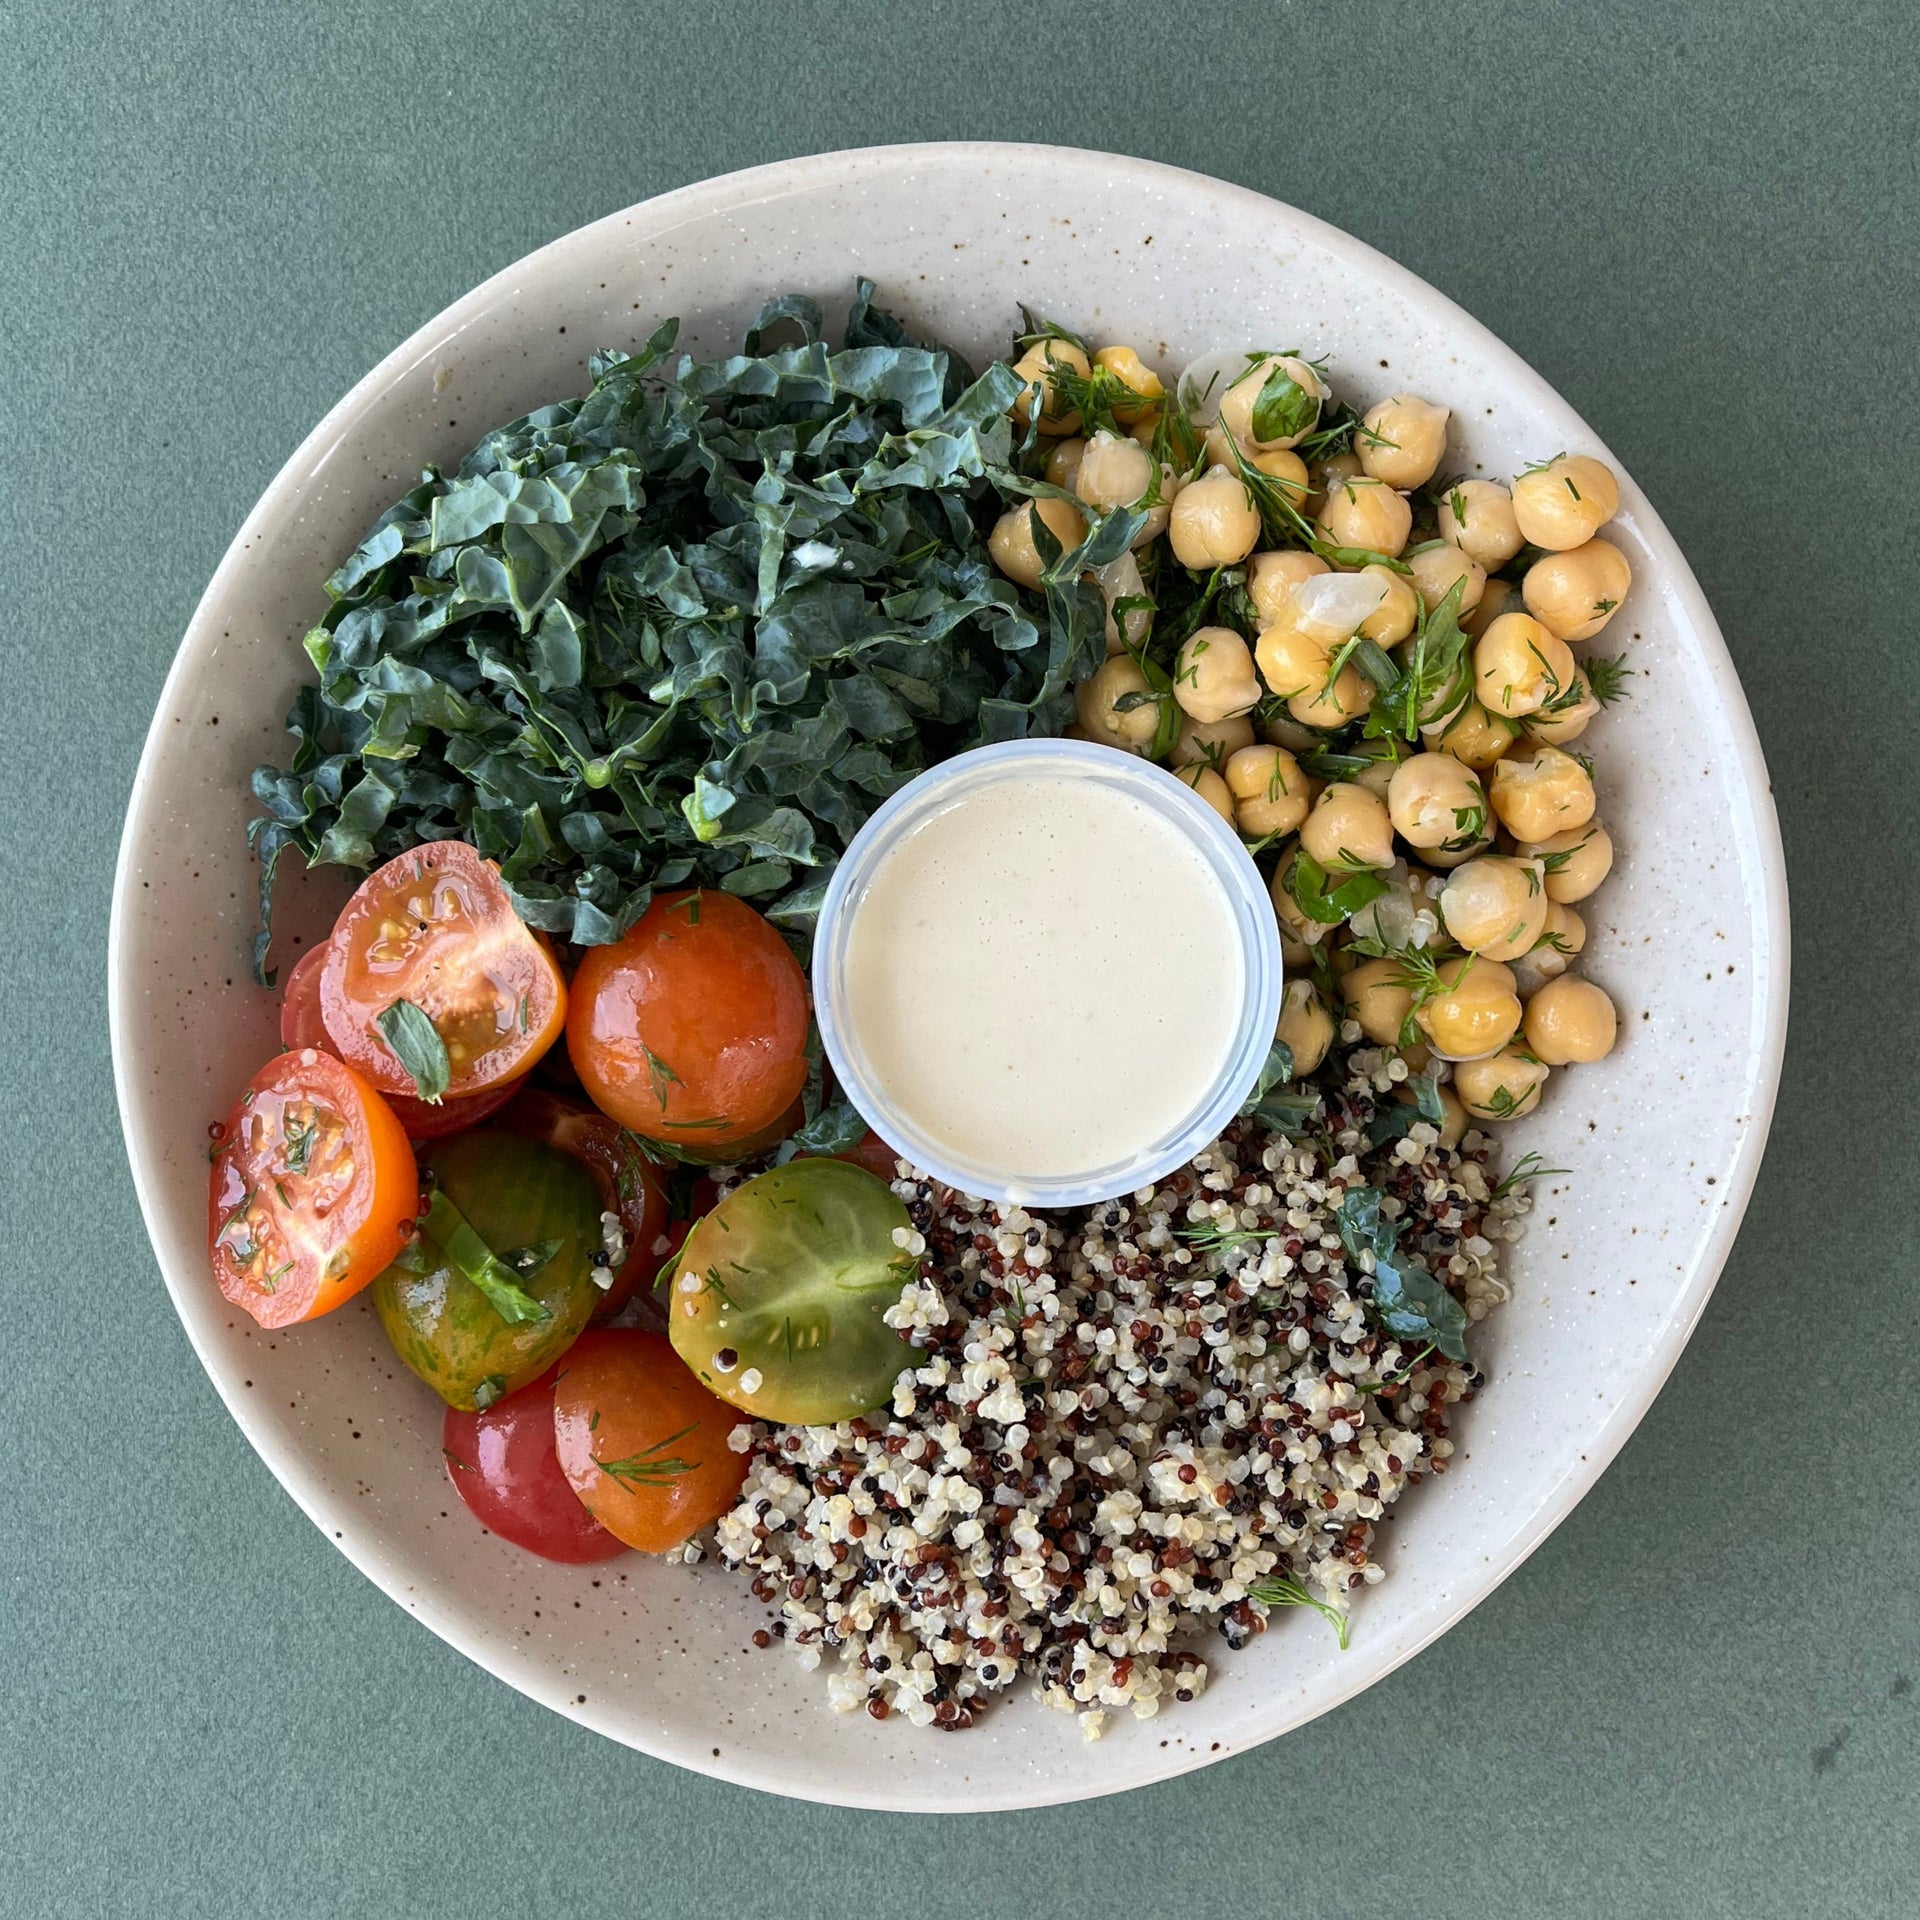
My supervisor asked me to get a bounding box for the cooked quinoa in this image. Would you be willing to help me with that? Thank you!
[707,1044,1528,1736]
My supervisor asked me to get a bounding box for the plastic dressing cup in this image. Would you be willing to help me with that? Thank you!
[812,739,1283,1207]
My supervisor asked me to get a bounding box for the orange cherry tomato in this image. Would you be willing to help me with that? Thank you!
[282,934,522,1141]
[320,841,566,1101]
[552,1330,748,1552]
[208,1049,417,1329]
[567,890,808,1149]
[495,1088,671,1320]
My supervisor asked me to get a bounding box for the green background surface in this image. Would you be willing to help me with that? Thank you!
[2,2,1914,1914]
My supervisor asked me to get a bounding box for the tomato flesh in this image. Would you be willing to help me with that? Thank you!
[567,890,808,1150]
[209,1050,417,1329]
[552,1330,748,1552]
[283,933,524,1140]
[443,1367,628,1564]
[495,1088,671,1320]
[321,840,566,1100]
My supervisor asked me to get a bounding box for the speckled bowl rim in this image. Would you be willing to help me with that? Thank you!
[110,142,1789,1811]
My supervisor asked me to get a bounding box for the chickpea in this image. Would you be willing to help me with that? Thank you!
[1043,437,1087,491]
[1461,575,1520,638]
[1073,429,1154,513]
[1437,479,1524,571]
[1278,928,1316,971]
[1357,394,1450,490]
[1419,826,1494,871]
[1489,745,1596,843]
[1516,821,1614,903]
[1524,973,1618,1065]
[1249,445,1311,498]
[1217,353,1327,451]
[1415,955,1522,1061]
[1094,549,1151,655]
[1171,625,1259,724]
[1074,655,1158,753]
[1246,549,1330,627]
[1472,612,1576,720]
[1175,763,1236,825]
[1344,958,1416,1046]
[1304,449,1362,519]
[1169,466,1261,568]
[1439,855,1549,960]
[1092,344,1165,421]
[1511,901,1587,996]
[1511,453,1620,550]
[1317,474,1412,558]
[1523,675,1600,745]
[988,496,1088,591]
[1010,338,1091,435]
[1276,977,1336,1076]
[1300,782,1395,871]
[1405,541,1486,616]
[1271,857,1330,948]
[1522,539,1632,642]
[1260,708,1323,753]
[1345,737,1409,800]
[1357,563,1421,647]
[1258,607,1375,726]
[1433,699,1520,771]
[1169,710,1255,770]
[1453,1045,1550,1118]
[1224,744,1309,838]
[1388,753,1488,851]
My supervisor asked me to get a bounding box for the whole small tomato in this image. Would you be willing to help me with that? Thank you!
[552,1330,748,1552]
[442,1366,628,1564]
[208,1049,416,1329]
[566,890,808,1150]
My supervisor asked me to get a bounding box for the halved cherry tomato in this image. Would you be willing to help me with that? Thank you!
[552,1329,748,1552]
[567,890,808,1150]
[282,934,522,1141]
[495,1089,670,1320]
[209,1049,417,1329]
[321,840,566,1101]
[442,1366,628,1564]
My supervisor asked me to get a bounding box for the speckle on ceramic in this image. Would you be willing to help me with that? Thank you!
[107,143,1788,1813]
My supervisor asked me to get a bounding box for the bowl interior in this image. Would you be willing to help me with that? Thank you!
[110,143,1785,1811]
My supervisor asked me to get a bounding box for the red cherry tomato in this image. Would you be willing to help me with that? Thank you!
[281,936,521,1141]
[552,1330,748,1552]
[567,890,808,1150]
[442,1366,629,1564]
[209,1049,417,1329]
[321,840,566,1100]
[495,1088,671,1320]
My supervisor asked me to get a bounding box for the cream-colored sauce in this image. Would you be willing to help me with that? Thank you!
[841,772,1243,1183]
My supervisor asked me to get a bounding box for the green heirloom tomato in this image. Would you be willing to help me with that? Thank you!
[667,1160,918,1426]
[372,1131,602,1411]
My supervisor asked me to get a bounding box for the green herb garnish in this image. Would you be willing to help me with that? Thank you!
[1247,1574,1351,1648]
[419,1188,552,1325]
[375,998,450,1103]
[595,1422,701,1490]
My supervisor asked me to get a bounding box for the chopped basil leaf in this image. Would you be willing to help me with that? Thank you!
[375,998,451,1103]
[421,1189,552,1325]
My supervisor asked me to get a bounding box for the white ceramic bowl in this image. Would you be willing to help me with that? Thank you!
[110,143,1788,1812]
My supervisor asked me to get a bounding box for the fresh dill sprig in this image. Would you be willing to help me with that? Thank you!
[595,1422,702,1490]
[1585,652,1634,705]
[1491,1150,1570,1201]
[1247,1574,1351,1649]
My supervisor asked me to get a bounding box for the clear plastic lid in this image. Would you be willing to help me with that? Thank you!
[812,739,1283,1208]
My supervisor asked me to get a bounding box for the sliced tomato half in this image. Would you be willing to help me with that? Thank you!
[320,841,566,1101]
[208,1049,417,1329]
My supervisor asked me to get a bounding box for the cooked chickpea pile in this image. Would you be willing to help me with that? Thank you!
[989,320,1631,1125]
